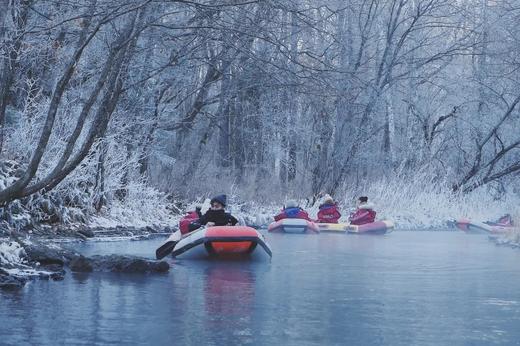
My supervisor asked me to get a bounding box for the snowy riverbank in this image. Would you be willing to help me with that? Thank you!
[2,185,519,290]
[489,231,520,249]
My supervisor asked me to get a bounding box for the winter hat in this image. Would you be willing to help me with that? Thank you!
[210,194,227,207]
[285,199,298,208]
[323,194,334,204]
[359,196,368,203]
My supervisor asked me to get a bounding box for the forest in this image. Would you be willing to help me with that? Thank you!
[1,0,520,229]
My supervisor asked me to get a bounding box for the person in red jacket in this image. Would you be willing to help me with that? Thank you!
[274,200,312,221]
[485,214,514,227]
[316,194,341,223]
[179,206,203,234]
[349,196,376,225]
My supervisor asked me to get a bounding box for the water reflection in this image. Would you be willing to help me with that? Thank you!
[2,232,520,346]
[202,263,256,343]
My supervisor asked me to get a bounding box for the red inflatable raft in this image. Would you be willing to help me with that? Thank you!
[268,218,320,234]
[451,218,514,235]
[346,220,394,235]
[171,226,272,259]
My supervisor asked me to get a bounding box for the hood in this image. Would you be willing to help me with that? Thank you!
[285,199,298,208]
[284,207,302,217]
[359,203,375,210]
[322,194,334,204]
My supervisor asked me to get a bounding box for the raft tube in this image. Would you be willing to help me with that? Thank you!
[451,218,513,235]
[268,218,320,234]
[317,223,349,233]
[347,220,394,235]
[171,226,272,259]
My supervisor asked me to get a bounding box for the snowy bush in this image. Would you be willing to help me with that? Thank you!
[0,242,26,267]
[333,169,520,230]
[89,181,176,228]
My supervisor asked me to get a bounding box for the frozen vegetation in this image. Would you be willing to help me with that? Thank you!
[0,0,519,283]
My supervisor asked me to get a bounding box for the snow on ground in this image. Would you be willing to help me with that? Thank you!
[0,241,53,282]
[3,267,53,277]
[503,229,520,246]
[0,241,26,267]
[88,184,179,230]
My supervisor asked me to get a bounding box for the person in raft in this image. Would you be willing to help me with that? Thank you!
[274,200,312,221]
[316,194,342,223]
[349,196,376,225]
[485,214,514,227]
[188,195,238,231]
[179,205,204,234]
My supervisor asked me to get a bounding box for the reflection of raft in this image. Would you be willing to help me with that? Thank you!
[268,219,320,234]
[450,218,513,235]
[317,223,349,233]
[172,226,272,259]
[346,220,394,235]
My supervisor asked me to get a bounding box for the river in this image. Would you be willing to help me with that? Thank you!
[1,231,520,346]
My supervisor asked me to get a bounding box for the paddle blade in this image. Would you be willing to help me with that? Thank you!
[155,241,176,260]
[155,232,181,260]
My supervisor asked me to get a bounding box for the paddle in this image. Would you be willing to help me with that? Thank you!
[155,231,182,260]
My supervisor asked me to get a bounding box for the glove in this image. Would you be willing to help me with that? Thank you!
[188,222,201,232]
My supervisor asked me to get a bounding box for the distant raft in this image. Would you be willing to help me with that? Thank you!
[171,226,272,259]
[450,218,514,235]
[317,223,349,233]
[268,218,320,234]
[346,220,394,235]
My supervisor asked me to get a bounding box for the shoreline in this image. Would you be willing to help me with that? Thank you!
[2,221,519,290]
[488,231,520,249]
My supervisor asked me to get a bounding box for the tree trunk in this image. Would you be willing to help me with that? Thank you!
[0,0,31,153]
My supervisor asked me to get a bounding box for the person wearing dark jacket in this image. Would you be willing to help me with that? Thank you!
[189,195,238,231]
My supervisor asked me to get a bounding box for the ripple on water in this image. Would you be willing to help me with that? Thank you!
[1,231,520,346]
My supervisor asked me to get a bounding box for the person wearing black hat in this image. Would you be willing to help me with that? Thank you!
[188,194,238,231]
[349,196,376,225]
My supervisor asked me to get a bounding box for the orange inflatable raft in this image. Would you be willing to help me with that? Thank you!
[171,226,272,259]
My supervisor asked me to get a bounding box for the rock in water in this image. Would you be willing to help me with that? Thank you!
[69,256,94,272]
[91,255,170,273]
[23,243,76,266]
[0,269,28,289]
[77,228,95,238]
[70,255,169,273]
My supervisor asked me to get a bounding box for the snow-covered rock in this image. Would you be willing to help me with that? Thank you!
[0,241,26,267]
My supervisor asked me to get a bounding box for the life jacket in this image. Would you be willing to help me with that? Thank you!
[317,203,341,223]
[349,204,376,225]
[274,207,311,221]
[179,211,200,234]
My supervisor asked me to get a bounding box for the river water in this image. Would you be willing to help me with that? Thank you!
[1,231,520,346]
